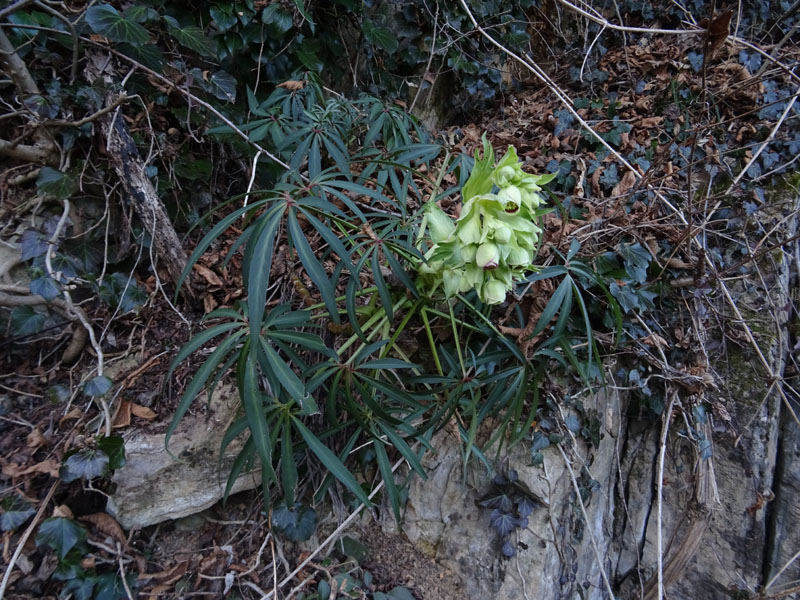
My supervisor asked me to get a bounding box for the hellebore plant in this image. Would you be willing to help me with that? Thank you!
[419,136,554,304]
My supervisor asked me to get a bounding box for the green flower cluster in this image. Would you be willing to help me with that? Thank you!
[419,137,554,305]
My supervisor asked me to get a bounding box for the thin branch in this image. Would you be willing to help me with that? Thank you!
[0,0,33,21]
[656,395,676,600]
[0,27,40,96]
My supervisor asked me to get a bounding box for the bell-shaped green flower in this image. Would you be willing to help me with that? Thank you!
[493,223,512,244]
[482,279,508,305]
[424,202,455,244]
[476,242,499,269]
[456,212,482,245]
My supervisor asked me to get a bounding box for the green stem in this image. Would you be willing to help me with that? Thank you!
[420,306,444,377]
[449,300,466,378]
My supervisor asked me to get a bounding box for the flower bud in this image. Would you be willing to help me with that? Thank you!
[493,224,512,244]
[508,247,532,267]
[482,279,507,305]
[494,166,517,187]
[476,242,499,269]
[424,202,455,244]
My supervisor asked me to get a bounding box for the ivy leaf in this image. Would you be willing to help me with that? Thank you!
[489,509,518,537]
[98,435,126,470]
[209,4,237,31]
[163,16,216,57]
[19,228,49,260]
[618,242,651,284]
[84,375,112,397]
[501,540,516,557]
[196,70,237,103]
[60,448,110,482]
[478,489,514,512]
[599,163,619,190]
[30,276,61,301]
[272,502,318,541]
[123,5,159,23]
[10,306,46,337]
[1,496,36,531]
[362,20,398,53]
[116,42,165,72]
[531,431,550,452]
[261,4,292,33]
[36,167,75,200]
[386,587,415,600]
[516,496,538,519]
[61,577,96,600]
[85,4,150,44]
[36,517,86,560]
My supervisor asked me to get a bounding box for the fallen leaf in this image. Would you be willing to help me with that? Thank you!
[112,400,132,429]
[53,504,74,519]
[26,428,45,449]
[204,294,218,314]
[80,513,127,547]
[611,170,637,197]
[193,264,223,287]
[2,459,59,478]
[698,10,732,54]
[641,333,669,348]
[131,403,157,420]
[59,407,83,426]
[140,561,189,585]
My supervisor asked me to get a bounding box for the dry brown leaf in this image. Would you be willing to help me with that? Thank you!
[131,403,157,420]
[665,257,692,269]
[112,400,132,429]
[140,560,189,585]
[2,459,59,478]
[638,116,663,128]
[80,513,127,547]
[53,504,74,519]
[277,79,305,91]
[143,584,173,599]
[59,407,83,426]
[193,264,223,287]
[203,294,218,314]
[611,170,637,197]
[698,10,732,54]
[641,333,669,348]
[26,428,45,449]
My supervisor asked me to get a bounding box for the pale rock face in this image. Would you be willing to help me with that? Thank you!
[107,384,259,530]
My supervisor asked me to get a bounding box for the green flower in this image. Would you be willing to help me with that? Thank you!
[476,242,499,269]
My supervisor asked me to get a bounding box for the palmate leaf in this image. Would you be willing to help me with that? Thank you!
[36,517,86,560]
[60,448,109,482]
[85,5,150,44]
[1,496,35,531]
[272,501,317,541]
[9,305,46,337]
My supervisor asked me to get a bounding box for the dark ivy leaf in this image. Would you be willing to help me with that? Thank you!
[93,572,135,600]
[163,16,216,57]
[199,70,237,103]
[97,435,126,470]
[478,489,514,512]
[489,509,519,538]
[362,19,399,53]
[36,167,75,199]
[531,431,550,452]
[123,5,159,23]
[516,496,538,519]
[60,448,110,482]
[30,276,61,301]
[10,306,46,337]
[85,4,150,44]
[116,42,165,72]
[36,517,86,560]
[618,242,651,284]
[19,228,49,260]
[386,587,416,600]
[1,496,36,531]
[565,414,581,433]
[84,375,112,397]
[272,502,318,541]
[61,577,95,600]
[501,540,516,557]
[261,4,292,33]
[48,384,70,403]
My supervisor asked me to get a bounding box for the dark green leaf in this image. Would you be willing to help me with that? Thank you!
[116,42,165,72]
[292,416,371,507]
[205,70,237,103]
[97,436,126,470]
[124,6,159,23]
[30,276,60,301]
[164,16,216,57]
[60,448,109,482]
[10,306,46,337]
[85,5,150,44]
[242,349,277,485]
[288,210,340,324]
[362,20,398,53]
[272,502,317,541]
[209,4,238,30]
[387,587,416,600]
[36,167,75,199]
[36,517,86,560]
[84,375,112,397]
[246,204,284,341]
[261,4,292,32]
[0,496,35,531]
